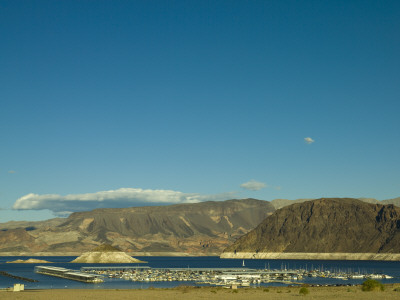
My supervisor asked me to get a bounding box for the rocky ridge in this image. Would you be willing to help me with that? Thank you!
[223,198,400,259]
[0,198,274,255]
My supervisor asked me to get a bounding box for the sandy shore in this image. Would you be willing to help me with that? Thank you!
[1,285,400,300]
[221,252,400,261]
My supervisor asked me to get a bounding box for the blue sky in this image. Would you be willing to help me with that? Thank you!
[1,1,399,222]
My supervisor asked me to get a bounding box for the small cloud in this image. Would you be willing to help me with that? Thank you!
[240,180,267,191]
[8,170,16,174]
[304,137,315,144]
[275,186,282,190]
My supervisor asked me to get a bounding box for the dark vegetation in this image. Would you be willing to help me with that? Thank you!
[299,287,310,295]
[361,279,384,291]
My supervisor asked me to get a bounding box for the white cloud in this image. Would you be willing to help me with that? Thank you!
[304,137,315,144]
[12,188,236,216]
[240,180,267,191]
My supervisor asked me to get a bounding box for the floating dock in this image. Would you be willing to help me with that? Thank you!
[35,266,103,283]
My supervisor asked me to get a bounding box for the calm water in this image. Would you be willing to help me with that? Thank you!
[1,256,400,289]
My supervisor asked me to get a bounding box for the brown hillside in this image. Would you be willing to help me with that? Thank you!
[0,198,275,255]
[91,244,121,252]
[224,198,400,253]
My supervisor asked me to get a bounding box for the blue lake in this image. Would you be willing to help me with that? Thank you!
[1,256,400,289]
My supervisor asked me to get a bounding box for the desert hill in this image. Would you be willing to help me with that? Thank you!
[0,198,274,255]
[6,258,51,263]
[71,244,145,263]
[223,198,400,254]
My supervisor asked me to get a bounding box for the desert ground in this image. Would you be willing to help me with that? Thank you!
[1,285,400,300]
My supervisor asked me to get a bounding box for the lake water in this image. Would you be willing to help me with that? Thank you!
[1,256,400,289]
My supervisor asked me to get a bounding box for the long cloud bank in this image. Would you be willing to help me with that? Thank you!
[12,188,236,216]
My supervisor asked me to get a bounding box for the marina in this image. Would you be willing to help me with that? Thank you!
[1,256,400,290]
[81,265,395,287]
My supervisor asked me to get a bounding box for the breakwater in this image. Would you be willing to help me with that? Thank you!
[221,252,400,261]
[0,270,38,282]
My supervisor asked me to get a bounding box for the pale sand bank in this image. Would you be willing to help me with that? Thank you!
[1,286,400,300]
[6,258,51,264]
[0,252,218,257]
[221,252,400,261]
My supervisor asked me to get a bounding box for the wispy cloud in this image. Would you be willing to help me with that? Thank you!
[240,180,267,191]
[304,137,315,144]
[12,188,236,216]
[8,170,16,174]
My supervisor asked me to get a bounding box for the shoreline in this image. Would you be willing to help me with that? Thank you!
[3,252,400,261]
[0,252,220,257]
[1,285,400,300]
[220,252,400,261]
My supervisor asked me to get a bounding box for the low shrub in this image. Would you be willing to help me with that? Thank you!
[361,279,384,291]
[299,287,309,295]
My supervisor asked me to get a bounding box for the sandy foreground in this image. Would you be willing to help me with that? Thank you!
[1,285,400,300]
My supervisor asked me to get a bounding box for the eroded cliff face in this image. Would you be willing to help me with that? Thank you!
[224,198,400,254]
[220,252,400,260]
[0,198,275,255]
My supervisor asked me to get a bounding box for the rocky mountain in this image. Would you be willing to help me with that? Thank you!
[0,218,65,231]
[270,198,314,210]
[0,198,274,255]
[269,197,400,210]
[224,198,400,254]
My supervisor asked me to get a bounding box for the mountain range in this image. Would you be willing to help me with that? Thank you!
[0,198,274,255]
[1,196,400,255]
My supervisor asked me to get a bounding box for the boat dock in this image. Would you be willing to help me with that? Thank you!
[35,266,103,283]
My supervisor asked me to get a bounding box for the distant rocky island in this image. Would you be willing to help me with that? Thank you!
[71,244,145,263]
[222,198,400,260]
[6,258,51,263]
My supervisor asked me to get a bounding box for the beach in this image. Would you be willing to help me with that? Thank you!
[1,285,400,300]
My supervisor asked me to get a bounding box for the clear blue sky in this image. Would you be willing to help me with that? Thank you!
[1,0,399,222]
